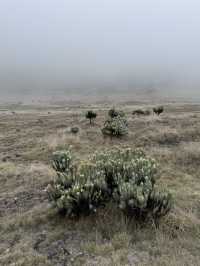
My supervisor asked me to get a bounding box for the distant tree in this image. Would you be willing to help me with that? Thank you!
[153,106,164,116]
[85,110,97,124]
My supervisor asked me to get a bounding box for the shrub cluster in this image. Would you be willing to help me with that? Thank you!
[102,108,128,137]
[51,150,73,173]
[47,147,172,221]
[47,164,108,216]
[153,106,164,116]
[48,148,108,216]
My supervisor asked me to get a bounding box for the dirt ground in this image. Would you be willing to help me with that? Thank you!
[0,101,200,265]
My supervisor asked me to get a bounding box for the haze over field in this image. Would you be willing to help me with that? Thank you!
[2,2,200,264]
[0,0,200,102]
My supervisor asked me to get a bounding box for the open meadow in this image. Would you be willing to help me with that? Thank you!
[0,101,200,266]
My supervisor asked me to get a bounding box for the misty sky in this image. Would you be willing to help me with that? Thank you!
[0,0,200,98]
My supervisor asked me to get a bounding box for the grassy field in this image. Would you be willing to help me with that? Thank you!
[0,102,200,265]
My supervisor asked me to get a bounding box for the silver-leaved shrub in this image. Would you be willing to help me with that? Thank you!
[47,147,172,220]
[51,149,73,173]
[102,109,128,137]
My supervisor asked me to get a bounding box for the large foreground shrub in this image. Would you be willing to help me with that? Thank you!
[47,147,172,221]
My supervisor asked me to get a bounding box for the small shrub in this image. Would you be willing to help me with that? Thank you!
[102,109,128,137]
[51,149,73,173]
[47,147,172,221]
[153,106,164,116]
[132,109,150,116]
[85,110,97,124]
[108,108,125,118]
[70,126,79,134]
[147,189,172,219]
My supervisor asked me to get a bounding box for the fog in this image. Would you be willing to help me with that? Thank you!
[0,0,200,102]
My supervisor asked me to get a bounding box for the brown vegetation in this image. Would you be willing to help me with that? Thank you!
[0,103,200,265]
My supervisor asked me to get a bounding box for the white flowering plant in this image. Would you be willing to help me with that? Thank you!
[47,158,109,217]
[47,147,172,220]
[52,149,73,173]
[89,147,172,220]
[102,109,128,137]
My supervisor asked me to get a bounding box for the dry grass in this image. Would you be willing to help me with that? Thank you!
[1,102,200,265]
